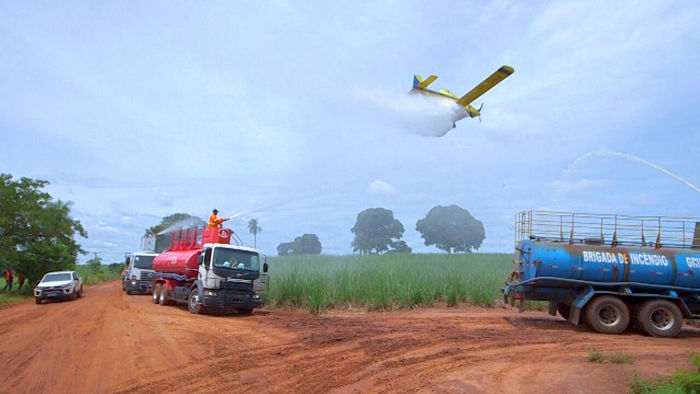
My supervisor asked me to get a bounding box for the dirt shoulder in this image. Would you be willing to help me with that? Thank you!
[0,281,697,393]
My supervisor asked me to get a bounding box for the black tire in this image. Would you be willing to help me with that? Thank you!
[152,283,161,304]
[188,288,203,314]
[126,290,132,295]
[557,303,570,320]
[77,286,83,298]
[238,308,253,315]
[158,285,169,306]
[637,299,683,338]
[585,296,630,334]
[35,297,41,305]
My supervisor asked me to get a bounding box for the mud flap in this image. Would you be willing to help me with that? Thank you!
[568,286,595,325]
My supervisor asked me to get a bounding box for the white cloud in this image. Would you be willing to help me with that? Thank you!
[367,180,396,197]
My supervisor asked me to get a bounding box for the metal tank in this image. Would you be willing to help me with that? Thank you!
[518,239,700,288]
[152,226,233,278]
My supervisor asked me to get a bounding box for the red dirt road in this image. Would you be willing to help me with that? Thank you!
[1,281,699,393]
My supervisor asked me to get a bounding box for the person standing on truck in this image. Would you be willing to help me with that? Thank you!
[3,267,13,292]
[209,209,228,228]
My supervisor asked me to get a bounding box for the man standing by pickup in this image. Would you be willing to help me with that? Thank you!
[3,267,13,292]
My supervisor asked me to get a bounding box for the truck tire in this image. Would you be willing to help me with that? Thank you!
[152,283,161,304]
[188,288,203,314]
[158,285,169,306]
[585,296,630,334]
[238,308,253,315]
[77,286,83,298]
[637,299,683,338]
[35,297,41,305]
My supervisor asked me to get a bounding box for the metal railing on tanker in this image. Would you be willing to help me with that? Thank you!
[510,211,700,283]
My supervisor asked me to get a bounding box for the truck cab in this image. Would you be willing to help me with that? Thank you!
[123,251,158,294]
[193,243,267,313]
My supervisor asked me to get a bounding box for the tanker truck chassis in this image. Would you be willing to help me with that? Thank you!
[150,226,268,314]
[504,211,700,337]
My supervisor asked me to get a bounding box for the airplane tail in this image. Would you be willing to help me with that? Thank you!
[413,74,438,89]
[413,75,423,89]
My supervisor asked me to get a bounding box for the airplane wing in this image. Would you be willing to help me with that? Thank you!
[456,65,514,107]
[413,74,438,89]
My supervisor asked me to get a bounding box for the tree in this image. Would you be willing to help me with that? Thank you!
[247,218,262,248]
[351,208,406,254]
[146,213,205,252]
[415,205,485,253]
[276,234,322,256]
[0,173,87,284]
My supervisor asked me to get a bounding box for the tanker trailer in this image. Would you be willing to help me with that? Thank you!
[503,211,700,337]
[151,225,268,314]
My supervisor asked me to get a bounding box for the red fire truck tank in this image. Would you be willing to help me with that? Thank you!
[152,226,234,278]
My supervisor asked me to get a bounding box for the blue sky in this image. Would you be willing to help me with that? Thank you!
[2,1,699,262]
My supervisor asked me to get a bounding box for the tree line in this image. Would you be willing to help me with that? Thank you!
[0,173,86,285]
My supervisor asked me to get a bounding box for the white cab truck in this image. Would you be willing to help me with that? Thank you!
[34,271,83,304]
[123,251,158,294]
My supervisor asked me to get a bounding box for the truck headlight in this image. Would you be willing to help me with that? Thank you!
[206,290,218,297]
[131,280,137,285]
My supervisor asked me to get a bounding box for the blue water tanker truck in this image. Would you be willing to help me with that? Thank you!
[503,211,700,337]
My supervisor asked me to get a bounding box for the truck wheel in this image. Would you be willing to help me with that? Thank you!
[238,308,253,315]
[159,285,169,306]
[188,288,203,314]
[35,297,41,305]
[152,283,161,304]
[637,299,683,338]
[585,296,630,334]
[77,286,83,298]
[557,303,570,320]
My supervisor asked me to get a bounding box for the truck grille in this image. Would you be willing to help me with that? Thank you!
[140,271,155,281]
[224,281,252,292]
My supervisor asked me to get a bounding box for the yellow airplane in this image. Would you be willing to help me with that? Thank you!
[410,65,514,127]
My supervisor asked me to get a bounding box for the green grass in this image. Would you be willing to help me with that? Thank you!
[610,352,634,365]
[588,349,605,363]
[74,265,122,285]
[629,353,700,394]
[0,292,31,304]
[266,253,512,314]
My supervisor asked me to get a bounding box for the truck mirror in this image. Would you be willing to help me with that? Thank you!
[263,262,268,273]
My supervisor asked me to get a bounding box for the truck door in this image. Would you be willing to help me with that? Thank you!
[201,248,212,283]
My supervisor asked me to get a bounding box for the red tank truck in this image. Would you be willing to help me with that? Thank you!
[151,225,268,314]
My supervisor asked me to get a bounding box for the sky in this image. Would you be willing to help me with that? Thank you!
[1,1,700,262]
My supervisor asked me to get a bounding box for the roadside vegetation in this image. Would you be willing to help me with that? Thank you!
[266,253,512,314]
[629,352,700,394]
[75,263,123,285]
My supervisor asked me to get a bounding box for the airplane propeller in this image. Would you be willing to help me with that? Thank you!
[477,103,484,123]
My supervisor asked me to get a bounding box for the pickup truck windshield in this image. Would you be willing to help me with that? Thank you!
[212,248,259,271]
[133,255,155,269]
[43,273,72,282]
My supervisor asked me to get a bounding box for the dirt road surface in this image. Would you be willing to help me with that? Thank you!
[1,281,698,393]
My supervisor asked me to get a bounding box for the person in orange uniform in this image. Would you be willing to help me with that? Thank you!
[209,209,227,228]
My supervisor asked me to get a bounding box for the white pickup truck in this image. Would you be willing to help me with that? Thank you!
[34,271,83,304]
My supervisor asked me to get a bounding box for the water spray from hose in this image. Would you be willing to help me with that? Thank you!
[565,150,700,195]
